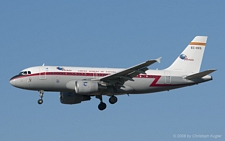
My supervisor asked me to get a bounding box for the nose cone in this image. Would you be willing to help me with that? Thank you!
[9,75,19,87]
[10,78,16,87]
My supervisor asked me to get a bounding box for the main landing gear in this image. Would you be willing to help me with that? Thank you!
[96,95,118,111]
[38,90,44,104]
[96,95,106,111]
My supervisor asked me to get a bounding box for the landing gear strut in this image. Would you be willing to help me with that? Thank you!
[96,95,106,111]
[38,90,44,104]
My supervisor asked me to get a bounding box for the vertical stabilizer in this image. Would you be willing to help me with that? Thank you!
[166,36,207,73]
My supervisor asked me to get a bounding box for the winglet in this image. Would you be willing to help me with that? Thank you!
[156,57,162,63]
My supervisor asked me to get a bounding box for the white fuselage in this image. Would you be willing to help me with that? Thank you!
[10,66,212,96]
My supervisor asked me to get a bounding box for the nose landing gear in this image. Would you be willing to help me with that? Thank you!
[38,90,44,104]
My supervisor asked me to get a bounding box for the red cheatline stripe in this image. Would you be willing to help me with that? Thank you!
[10,72,157,80]
[149,75,190,87]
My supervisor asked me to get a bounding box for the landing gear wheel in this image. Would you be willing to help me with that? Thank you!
[109,96,118,104]
[38,99,43,104]
[98,102,107,111]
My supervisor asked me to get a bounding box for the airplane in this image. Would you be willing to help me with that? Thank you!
[10,36,216,111]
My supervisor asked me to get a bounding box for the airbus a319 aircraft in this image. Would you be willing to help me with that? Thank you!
[10,36,216,110]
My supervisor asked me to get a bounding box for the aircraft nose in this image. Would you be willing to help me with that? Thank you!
[9,75,18,86]
[10,79,16,86]
[9,80,15,86]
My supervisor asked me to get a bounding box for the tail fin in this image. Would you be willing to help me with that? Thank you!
[166,36,207,73]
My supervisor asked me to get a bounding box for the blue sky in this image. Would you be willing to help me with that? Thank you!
[1,1,224,140]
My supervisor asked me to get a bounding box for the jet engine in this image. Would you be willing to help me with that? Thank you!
[60,92,91,104]
[75,80,99,94]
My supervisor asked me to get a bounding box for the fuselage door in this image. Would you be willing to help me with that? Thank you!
[93,73,98,79]
[39,67,47,80]
[164,71,171,84]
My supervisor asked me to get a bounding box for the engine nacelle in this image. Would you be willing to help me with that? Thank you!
[75,80,99,94]
[60,92,91,104]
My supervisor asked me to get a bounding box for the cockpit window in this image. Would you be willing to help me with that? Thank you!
[19,71,32,75]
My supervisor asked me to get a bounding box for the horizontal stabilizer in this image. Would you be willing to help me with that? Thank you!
[185,69,216,80]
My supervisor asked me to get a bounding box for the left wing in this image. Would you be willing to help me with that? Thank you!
[96,57,161,85]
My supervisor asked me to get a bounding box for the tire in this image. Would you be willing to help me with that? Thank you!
[98,102,106,110]
[109,96,118,104]
[38,99,43,104]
